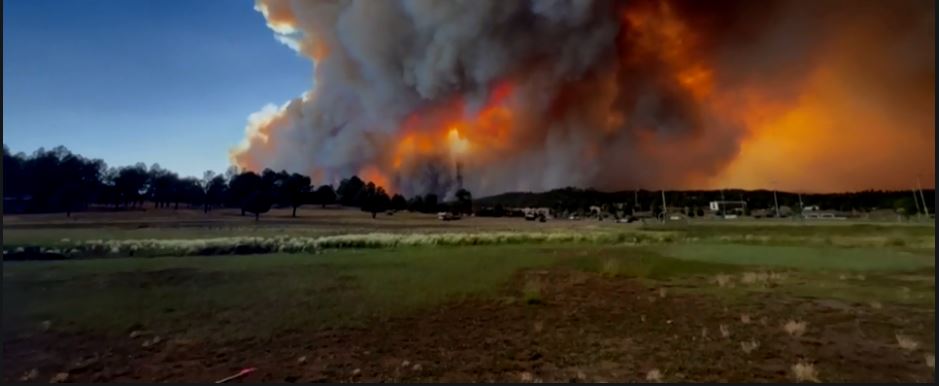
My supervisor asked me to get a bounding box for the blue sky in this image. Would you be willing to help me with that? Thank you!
[3,0,310,178]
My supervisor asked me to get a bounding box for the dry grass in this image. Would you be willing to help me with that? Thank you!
[925,353,935,369]
[50,372,69,383]
[714,274,734,288]
[740,272,764,285]
[575,371,587,381]
[791,361,820,383]
[895,334,919,351]
[600,259,620,277]
[868,301,883,310]
[519,372,534,382]
[19,369,38,382]
[898,286,912,300]
[645,369,663,383]
[783,320,807,337]
[740,339,760,354]
[658,287,667,298]
[740,314,751,324]
[32,229,684,258]
[719,323,731,338]
[740,271,786,286]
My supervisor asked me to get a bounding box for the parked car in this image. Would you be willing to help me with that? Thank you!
[438,212,461,221]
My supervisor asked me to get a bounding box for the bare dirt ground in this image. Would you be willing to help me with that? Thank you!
[4,268,933,383]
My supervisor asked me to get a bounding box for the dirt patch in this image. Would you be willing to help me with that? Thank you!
[3,269,934,383]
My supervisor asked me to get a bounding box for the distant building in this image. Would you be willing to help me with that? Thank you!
[709,200,746,215]
[803,208,849,220]
[523,207,551,217]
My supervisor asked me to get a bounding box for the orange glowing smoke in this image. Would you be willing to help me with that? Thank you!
[713,14,936,191]
[616,0,934,190]
[232,0,934,194]
[358,165,392,194]
[388,82,515,174]
[620,0,714,101]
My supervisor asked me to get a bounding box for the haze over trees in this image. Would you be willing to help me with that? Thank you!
[3,145,933,219]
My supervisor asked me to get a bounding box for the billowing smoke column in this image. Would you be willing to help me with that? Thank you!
[232,0,935,197]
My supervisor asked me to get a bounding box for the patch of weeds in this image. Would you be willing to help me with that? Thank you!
[791,360,820,383]
[523,279,543,305]
[645,369,663,382]
[740,339,760,354]
[783,320,807,337]
[895,334,919,351]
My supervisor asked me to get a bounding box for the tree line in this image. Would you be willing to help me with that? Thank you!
[4,145,930,219]
[2,145,474,219]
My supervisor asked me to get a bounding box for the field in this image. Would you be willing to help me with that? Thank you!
[2,207,936,382]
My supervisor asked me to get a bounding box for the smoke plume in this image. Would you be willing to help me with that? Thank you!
[232,0,935,197]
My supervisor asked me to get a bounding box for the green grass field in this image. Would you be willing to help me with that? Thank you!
[5,242,933,338]
[2,209,935,382]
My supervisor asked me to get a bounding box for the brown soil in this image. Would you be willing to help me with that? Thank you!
[3,269,934,383]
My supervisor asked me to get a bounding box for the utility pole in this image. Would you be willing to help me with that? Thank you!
[717,189,724,217]
[912,187,922,217]
[661,189,667,222]
[773,186,780,219]
[916,176,929,216]
[798,192,805,223]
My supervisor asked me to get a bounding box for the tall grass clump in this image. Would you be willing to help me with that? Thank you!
[783,320,808,337]
[791,361,820,383]
[896,334,919,351]
[522,278,544,305]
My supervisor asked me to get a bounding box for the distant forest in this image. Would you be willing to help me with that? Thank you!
[2,145,934,219]
[1,145,469,218]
